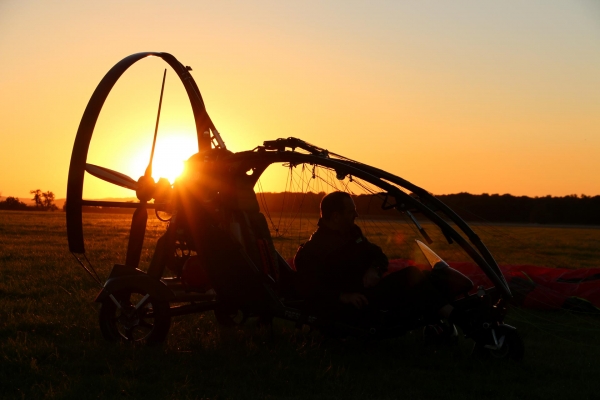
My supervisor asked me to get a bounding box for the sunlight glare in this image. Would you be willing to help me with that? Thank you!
[130,133,198,184]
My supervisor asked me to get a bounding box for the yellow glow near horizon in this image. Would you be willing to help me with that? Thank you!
[1,2,600,199]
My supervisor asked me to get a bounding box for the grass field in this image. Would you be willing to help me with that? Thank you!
[1,210,600,399]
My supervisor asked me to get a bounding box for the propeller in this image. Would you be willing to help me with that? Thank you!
[84,69,168,202]
[85,163,138,191]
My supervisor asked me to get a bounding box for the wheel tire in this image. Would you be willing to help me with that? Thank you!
[473,325,524,361]
[99,288,171,345]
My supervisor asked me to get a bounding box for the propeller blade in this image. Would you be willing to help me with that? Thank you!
[85,164,138,191]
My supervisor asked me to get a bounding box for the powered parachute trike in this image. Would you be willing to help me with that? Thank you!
[66,52,524,360]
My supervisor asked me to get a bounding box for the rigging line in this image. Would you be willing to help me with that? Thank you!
[259,181,275,227]
[349,178,394,239]
[257,179,277,231]
[356,189,416,254]
[317,163,325,195]
[71,252,103,287]
[275,165,293,237]
[296,165,322,233]
[314,169,385,238]
[308,173,322,210]
[342,173,353,192]
[349,177,387,235]
[365,189,377,218]
[294,164,318,209]
[277,163,308,239]
[331,169,344,193]
[322,170,377,238]
[325,168,336,192]
[286,164,299,233]
[298,164,311,245]
[312,164,327,193]
[259,179,281,242]
[351,178,381,196]
[297,164,306,246]
[297,164,315,240]
[277,165,301,238]
[351,178,447,252]
[334,172,347,193]
[357,195,388,240]
[328,168,348,194]
[279,164,317,238]
[315,174,347,193]
[349,176,415,234]
[345,178,381,238]
[83,252,102,283]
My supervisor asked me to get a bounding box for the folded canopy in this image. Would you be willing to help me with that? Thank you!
[387,259,600,312]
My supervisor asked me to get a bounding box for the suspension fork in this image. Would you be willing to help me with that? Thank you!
[147,216,179,279]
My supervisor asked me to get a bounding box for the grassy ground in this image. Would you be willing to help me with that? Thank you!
[1,210,600,399]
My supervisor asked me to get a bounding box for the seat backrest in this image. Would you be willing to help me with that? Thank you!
[229,177,280,286]
[193,173,280,305]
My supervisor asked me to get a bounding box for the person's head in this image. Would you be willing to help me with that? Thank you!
[320,191,358,230]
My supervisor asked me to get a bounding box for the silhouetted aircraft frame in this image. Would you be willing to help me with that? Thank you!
[66,52,523,360]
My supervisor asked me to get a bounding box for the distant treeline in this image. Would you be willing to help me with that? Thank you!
[0,190,59,211]
[5,191,595,225]
[437,193,600,225]
[256,192,600,225]
[0,197,30,210]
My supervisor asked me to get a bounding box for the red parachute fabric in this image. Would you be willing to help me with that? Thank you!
[386,259,600,311]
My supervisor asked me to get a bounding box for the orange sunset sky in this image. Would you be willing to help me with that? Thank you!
[1,1,599,201]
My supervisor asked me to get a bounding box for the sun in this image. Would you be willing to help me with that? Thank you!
[130,133,199,184]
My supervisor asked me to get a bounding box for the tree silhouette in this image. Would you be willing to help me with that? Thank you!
[42,191,57,211]
[29,189,57,211]
[30,189,43,208]
[0,196,28,210]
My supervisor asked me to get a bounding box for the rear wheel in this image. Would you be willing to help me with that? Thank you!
[99,288,171,344]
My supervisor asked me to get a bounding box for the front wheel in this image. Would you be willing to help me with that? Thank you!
[473,325,524,361]
[99,288,171,344]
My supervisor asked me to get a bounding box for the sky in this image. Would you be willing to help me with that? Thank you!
[1,0,599,201]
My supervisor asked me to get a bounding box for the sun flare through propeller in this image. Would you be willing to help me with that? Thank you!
[84,71,168,202]
[67,52,219,256]
[85,163,138,191]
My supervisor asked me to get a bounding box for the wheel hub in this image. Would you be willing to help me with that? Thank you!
[118,306,140,328]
